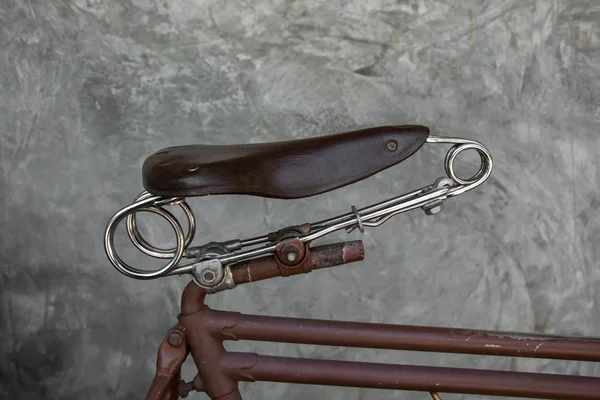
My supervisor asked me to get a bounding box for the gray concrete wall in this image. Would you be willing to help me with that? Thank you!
[1,1,599,399]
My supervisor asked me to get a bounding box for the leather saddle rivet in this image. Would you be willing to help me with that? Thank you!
[387,141,398,151]
[187,165,200,172]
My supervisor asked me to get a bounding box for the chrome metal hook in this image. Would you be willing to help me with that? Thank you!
[426,135,493,195]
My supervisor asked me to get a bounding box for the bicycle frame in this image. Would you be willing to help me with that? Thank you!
[102,127,600,400]
[146,281,600,400]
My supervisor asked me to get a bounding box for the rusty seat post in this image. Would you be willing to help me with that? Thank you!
[177,284,243,400]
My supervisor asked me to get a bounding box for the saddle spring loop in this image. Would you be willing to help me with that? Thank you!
[126,191,196,259]
[103,193,196,279]
[103,135,492,281]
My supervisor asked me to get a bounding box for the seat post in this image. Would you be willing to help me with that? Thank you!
[179,282,243,400]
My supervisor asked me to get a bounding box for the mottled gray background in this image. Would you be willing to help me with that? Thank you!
[1,0,600,399]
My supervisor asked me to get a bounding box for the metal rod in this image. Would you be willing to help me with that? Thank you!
[239,236,270,247]
[204,310,600,362]
[187,186,447,270]
[311,187,425,229]
[220,352,600,400]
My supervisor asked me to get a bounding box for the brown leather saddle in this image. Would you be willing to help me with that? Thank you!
[142,125,430,199]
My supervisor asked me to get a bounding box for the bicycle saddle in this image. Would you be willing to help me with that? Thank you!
[142,125,429,199]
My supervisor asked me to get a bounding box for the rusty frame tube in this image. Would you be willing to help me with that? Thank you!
[210,312,600,362]
[220,352,600,400]
[177,282,600,399]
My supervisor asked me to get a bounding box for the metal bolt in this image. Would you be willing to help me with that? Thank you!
[424,204,443,215]
[281,246,301,265]
[168,331,183,347]
[187,165,200,172]
[277,241,304,266]
[202,270,216,283]
[387,141,398,151]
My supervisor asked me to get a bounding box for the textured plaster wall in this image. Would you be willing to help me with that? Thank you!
[1,1,600,399]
